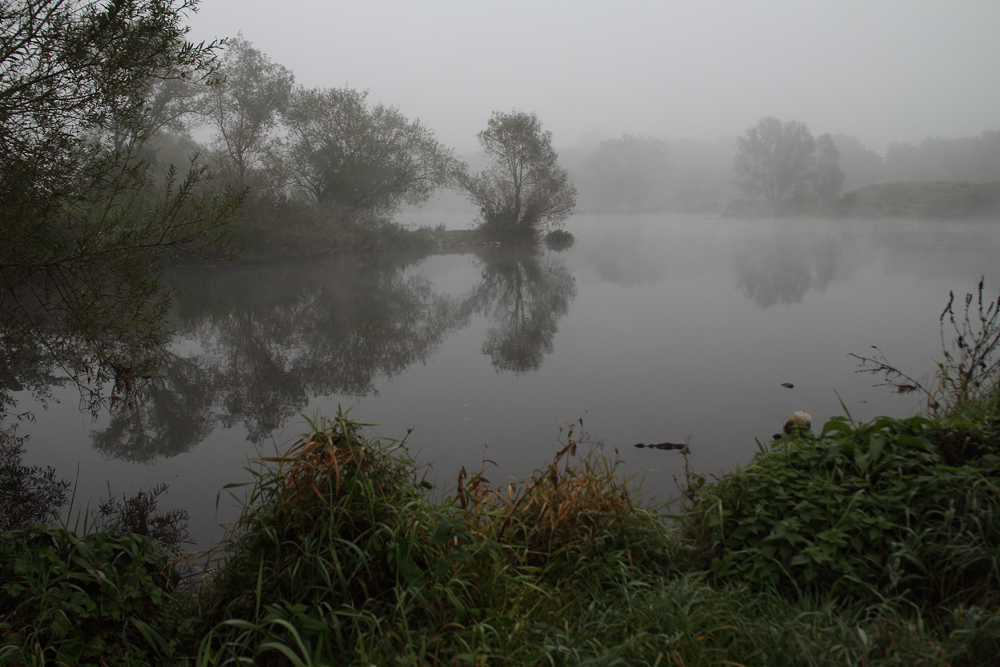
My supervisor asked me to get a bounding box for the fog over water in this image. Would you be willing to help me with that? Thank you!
[186,0,1000,152]
[19,216,1000,548]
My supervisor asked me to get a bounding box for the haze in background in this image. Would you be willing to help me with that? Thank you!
[185,0,1000,154]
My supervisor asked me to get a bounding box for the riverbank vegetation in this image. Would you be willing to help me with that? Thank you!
[3,285,999,664]
[839,180,1000,219]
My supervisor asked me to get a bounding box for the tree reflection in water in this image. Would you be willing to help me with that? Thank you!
[89,248,577,462]
[465,248,576,374]
[91,253,470,461]
[733,233,840,308]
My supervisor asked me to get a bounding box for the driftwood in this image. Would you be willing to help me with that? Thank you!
[633,441,687,450]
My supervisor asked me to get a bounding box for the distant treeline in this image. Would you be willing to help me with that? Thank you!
[133,33,1000,225]
[840,181,1000,219]
[559,129,1000,217]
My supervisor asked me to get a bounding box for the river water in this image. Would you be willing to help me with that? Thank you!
[17,214,1000,549]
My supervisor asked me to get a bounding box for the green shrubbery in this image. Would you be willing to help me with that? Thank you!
[677,413,1000,605]
[0,526,190,665]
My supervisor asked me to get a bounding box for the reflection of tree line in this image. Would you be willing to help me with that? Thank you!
[733,233,840,308]
[91,249,575,462]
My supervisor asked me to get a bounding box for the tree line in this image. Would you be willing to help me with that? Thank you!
[120,34,577,254]
[566,124,1000,217]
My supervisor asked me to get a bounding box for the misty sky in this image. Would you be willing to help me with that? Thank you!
[185,0,1000,153]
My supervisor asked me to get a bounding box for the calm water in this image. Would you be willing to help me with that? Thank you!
[18,214,1000,549]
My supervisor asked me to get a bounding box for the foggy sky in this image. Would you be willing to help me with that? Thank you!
[185,0,1000,153]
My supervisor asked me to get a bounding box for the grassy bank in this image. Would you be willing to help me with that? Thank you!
[3,288,1000,665]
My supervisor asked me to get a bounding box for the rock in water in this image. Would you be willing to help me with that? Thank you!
[783,410,812,434]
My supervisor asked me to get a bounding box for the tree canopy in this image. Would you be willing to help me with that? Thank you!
[281,87,456,216]
[733,116,844,212]
[459,111,576,241]
[203,34,294,188]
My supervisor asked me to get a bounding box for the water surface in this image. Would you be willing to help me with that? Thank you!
[19,214,1000,548]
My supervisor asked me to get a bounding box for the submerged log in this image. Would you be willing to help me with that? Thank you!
[633,441,688,450]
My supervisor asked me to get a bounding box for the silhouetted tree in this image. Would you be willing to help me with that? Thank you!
[460,111,576,241]
[734,117,816,205]
[733,117,844,213]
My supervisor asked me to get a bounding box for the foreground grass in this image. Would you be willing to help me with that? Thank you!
[2,397,998,666]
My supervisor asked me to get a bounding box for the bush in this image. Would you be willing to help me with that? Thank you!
[677,413,1000,606]
[0,525,186,665]
[840,181,1000,219]
[543,229,575,251]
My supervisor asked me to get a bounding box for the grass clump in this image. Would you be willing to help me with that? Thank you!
[197,410,474,664]
[195,414,674,666]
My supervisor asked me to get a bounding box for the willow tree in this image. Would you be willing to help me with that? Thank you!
[459,111,577,241]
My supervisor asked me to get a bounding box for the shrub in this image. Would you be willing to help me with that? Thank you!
[0,525,185,665]
[678,413,1000,606]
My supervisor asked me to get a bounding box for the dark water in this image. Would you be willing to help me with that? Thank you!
[18,214,1000,549]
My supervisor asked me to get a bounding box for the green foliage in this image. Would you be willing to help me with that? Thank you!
[193,412,674,665]
[678,411,1000,606]
[457,424,673,581]
[4,405,1000,664]
[0,524,188,666]
[198,410,475,664]
[840,180,1000,219]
